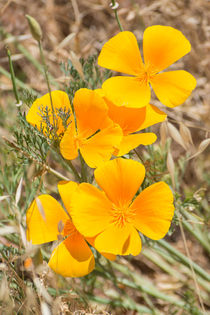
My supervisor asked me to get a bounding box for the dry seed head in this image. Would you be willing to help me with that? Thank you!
[160,121,168,147]
[26,15,42,42]
[167,122,187,151]
[179,122,193,148]
[167,150,175,189]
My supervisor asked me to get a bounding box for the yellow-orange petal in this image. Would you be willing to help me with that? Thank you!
[74,88,109,139]
[48,233,95,277]
[104,97,146,135]
[60,123,78,160]
[114,133,157,157]
[137,104,167,131]
[86,237,116,261]
[94,223,142,256]
[150,70,196,108]
[143,25,191,72]
[26,195,69,245]
[79,124,123,168]
[26,90,72,135]
[98,31,144,76]
[71,183,112,237]
[57,181,79,215]
[94,158,145,208]
[130,182,174,240]
[102,76,151,108]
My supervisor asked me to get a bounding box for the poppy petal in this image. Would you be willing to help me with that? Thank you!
[104,97,146,135]
[114,133,157,156]
[26,195,69,244]
[94,158,145,207]
[150,70,196,107]
[86,237,116,261]
[58,181,79,215]
[74,88,108,139]
[98,31,144,76]
[143,25,191,72]
[131,182,174,240]
[80,124,123,168]
[94,223,142,256]
[26,90,72,135]
[48,233,95,277]
[71,183,112,237]
[60,123,78,160]
[137,104,167,131]
[102,76,151,108]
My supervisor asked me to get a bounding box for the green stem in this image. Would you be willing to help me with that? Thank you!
[134,148,145,164]
[79,152,87,182]
[6,47,19,104]
[17,43,59,88]
[111,0,123,32]
[65,159,81,182]
[157,239,210,282]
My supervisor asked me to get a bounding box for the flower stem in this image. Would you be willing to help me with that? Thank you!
[6,47,20,104]
[111,0,123,32]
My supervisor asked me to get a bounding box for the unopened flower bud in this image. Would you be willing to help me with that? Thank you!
[26,15,42,42]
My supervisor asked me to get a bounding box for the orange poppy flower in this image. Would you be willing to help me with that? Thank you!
[26,181,95,277]
[70,158,174,256]
[96,89,167,156]
[26,90,72,136]
[60,88,122,168]
[98,26,196,108]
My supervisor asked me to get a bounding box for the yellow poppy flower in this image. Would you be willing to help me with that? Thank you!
[60,88,123,168]
[26,90,72,136]
[98,26,196,108]
[26,181,95,277]
[96,89,167,156]
[70,158,174,256]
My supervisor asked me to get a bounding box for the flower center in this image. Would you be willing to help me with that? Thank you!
[111,204,135,227]
[137,64,158,84]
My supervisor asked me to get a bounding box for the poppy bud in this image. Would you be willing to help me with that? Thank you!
[26,15,42,42]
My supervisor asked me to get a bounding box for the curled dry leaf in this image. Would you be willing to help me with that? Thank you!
[15,177,23,206]
[69,51,84,79]
[167,122,187,150]
[167,150,175,189]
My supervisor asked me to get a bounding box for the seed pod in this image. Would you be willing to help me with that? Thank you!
[26,15,42,42]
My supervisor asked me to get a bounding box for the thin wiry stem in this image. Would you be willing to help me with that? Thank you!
[111,0,123,32]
